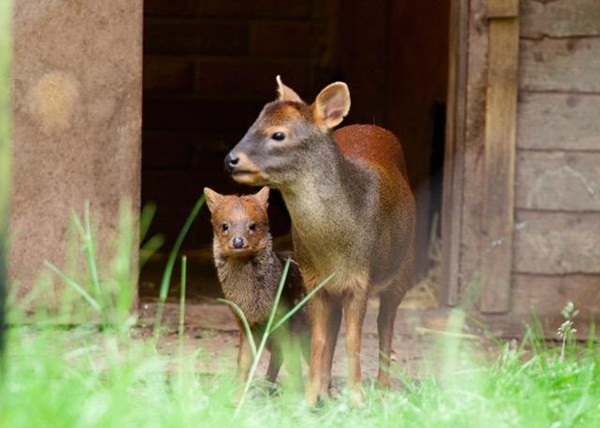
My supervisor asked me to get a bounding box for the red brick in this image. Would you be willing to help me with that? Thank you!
[201,0,311,18]
[143,56,195,92]
[196,59,310,98]
[250,21,318,57]
[144,22,249,55]
[145,0,197,16]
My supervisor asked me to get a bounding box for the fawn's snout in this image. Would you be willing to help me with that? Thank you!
[231,236,245,249]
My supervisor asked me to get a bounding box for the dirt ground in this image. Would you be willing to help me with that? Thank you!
[137,299,495,386]
[137,239,496,384]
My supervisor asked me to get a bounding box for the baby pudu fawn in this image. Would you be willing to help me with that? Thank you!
[224,76,415,405]
[204,186,310,395]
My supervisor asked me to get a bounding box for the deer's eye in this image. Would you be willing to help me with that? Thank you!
[271,132,286,141]
[248,223,257,232]
[221,223,229,232]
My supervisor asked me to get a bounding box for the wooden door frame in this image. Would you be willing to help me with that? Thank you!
[440,0,469,307]
[441,0,520,312]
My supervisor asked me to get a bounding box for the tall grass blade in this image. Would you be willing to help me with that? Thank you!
[217,298,258,360]
[153,195,205,340]
[44,261,101,313]
[82,202,102,298]
[270,271,335,333]
[234,257,293,415]
[0,0,11,369]
[179,256,187,347]
[139,203,158,243]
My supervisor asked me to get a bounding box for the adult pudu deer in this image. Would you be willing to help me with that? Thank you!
[225,76,415,405]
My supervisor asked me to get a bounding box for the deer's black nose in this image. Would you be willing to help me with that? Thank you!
[224,152,239,172]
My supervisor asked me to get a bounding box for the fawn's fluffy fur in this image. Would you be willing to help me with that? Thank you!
[204,186,310,389]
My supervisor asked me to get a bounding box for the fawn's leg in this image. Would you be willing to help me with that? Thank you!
[236,330,253,385]
[376,288,404,388]
[265,339,283,385]
[306,292,342,406]
[343,290,368,401]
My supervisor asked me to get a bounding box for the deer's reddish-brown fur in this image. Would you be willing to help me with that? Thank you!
[204,186,310,393]
[225,77,415,404]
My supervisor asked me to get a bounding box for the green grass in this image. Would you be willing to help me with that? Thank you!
[1,312,599,427]
[2,204,600,427]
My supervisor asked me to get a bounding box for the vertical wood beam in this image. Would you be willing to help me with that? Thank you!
[441,0,469,306]
[479,1,520,313]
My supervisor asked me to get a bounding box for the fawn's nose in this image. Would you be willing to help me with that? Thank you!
[232,237,245,249]
[224,152,239,172]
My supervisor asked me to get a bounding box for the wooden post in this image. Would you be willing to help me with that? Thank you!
[479,0,520,313]
[441,0,469,306]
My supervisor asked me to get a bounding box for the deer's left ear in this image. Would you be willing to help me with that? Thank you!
[203,187,223,213]
[254,186,270,208]
[312,82,351,129]
[276,75,303,103]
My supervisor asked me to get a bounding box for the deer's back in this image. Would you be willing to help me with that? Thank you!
[334,124,407,179]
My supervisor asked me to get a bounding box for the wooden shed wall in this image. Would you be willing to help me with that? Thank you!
[513,0,600,319]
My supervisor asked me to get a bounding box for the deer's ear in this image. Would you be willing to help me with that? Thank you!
[276,75,303,103]
[312,82,351,129]
[254,186,270,208]
[203,187,223,213]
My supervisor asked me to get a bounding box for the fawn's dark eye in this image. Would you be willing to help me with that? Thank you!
[271,132,286,141]
[248,223,257,232]
[221,223,229,232]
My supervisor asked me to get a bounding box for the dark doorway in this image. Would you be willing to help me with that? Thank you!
[140,0,450,303]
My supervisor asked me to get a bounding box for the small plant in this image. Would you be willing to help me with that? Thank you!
[557,300,579,361]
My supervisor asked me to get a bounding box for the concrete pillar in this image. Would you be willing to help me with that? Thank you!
[10,1,142,311]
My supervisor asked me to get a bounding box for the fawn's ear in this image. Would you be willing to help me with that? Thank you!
[203,188,223,213]
[276,75,303,103]
[312,82,351,129]
[254,186,270,208]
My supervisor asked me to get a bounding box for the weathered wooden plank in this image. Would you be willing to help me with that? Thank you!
[516,151,600,211]
[488,0,519,18]
[514,211,600,274]
[520,38,600,92]
[517,92,600,151]
[512,273,600,317]
[457,0,489,304]
[480,17,520,313]
[441,0,469,306]
[521,0,600,38]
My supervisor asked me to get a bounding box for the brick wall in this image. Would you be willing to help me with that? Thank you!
[142,0,338,248]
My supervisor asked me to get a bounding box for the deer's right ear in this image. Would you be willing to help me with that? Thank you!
[276,75,303,103]
[254,186,270,208]
[203,188,222,213]
[312,82,351,129]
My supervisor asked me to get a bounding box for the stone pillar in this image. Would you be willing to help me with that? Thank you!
[10,1,142,310]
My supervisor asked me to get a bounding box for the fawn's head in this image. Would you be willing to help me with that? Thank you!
[204,187,271,258]
[225,76,351,188]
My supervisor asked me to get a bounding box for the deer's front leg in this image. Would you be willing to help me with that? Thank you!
[344,290,368,403]
[306,292,342,406]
